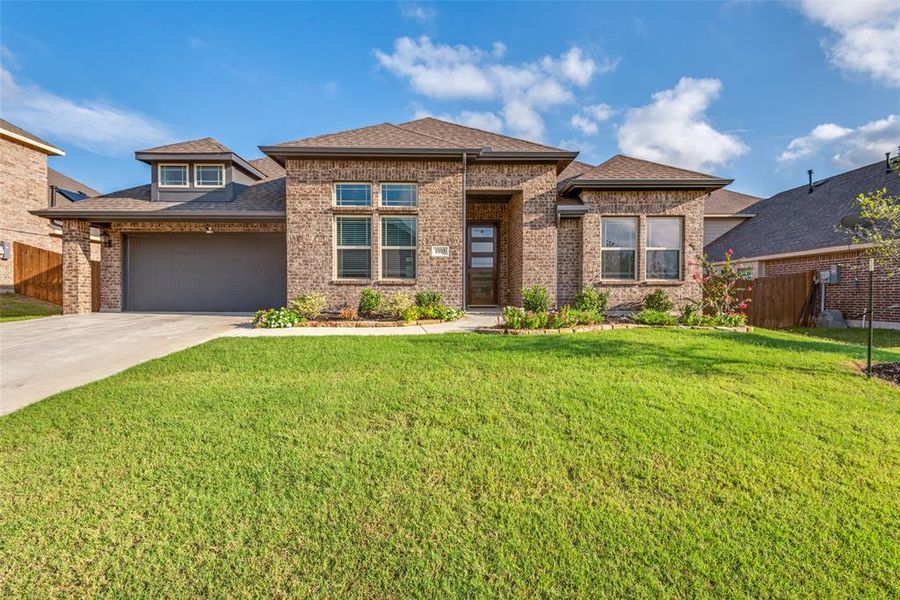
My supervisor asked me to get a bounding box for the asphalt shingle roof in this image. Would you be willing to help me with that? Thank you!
[270,123,462,149]
[574,154,727,182]
[705,160,900,260]
[704,188,760,215]
[249,156,285,179]
[138,137,233,154]
[0,119,63,153]
[398,117,567,152]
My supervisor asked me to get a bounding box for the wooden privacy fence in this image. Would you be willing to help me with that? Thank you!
[13,242,100,311]
[737,271,815,329]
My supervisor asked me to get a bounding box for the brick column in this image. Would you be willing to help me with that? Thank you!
[62,219,92,314]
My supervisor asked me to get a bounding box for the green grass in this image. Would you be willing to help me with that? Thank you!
[787,326,900,352]
[1,329,898,597]
[0,293,61,322]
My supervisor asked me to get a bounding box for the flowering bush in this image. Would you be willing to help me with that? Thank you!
[501,307,527,329]
[252,307,303,328]
[694,249,751,319]
[289,293,326,320]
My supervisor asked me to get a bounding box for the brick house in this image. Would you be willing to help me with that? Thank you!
[32,118,733,314]
[706,157,900,327]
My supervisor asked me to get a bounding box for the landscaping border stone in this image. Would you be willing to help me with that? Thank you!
[289,318,445,328]
[478,323,753,335]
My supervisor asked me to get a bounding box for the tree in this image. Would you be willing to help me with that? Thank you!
[844,187,899,275]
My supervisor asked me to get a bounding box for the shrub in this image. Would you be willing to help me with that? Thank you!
[523,311,549,330]
[289,293,326,320]
[680,302,703,326]
[338,306,358,321]
[414,291,443,308]
[574,287,609,313]
[252,307,302,328]
[358,288,383,316]
[383,293,417,322]
[501,306,526,329]
[521,285,550,313]
[718,313,748,327]
[632,309,677,326]
[643,289,674,312]
[696,249,752,318]
[569,308,604,326]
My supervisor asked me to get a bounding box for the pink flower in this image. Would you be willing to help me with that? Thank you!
[747,286,752,291]
[727,248,734,255]
[739,303,748,310]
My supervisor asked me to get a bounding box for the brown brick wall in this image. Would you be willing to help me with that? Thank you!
[99,221,285,311]
[0,136,58,291]
[579,189,705,310]
[557,218,582,306]
[61,219,92,313]
[466,201,510,305]
[765,249,900,323]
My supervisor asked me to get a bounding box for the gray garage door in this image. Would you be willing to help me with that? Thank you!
[125,233,287,312]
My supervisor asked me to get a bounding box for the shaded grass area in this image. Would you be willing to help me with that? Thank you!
[787,326,900,353]
[0,293,61,322]
[1,329,898,597]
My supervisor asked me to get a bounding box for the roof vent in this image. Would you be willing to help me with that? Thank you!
[807,169,814,194]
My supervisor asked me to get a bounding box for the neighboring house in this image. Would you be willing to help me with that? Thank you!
[32,118,733,314]
[702,188,760,246]
[706,157,900,326]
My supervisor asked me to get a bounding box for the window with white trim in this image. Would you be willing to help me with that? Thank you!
[381,183,417,207]
[195,164,224,188]
[601,217,637,280]
[159,164,188,187]
[335,183,371,206]
[646,217,682,280]
[335,216,371,279]
[381,216,416,279]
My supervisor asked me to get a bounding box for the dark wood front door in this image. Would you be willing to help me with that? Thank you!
[467,223,498,306]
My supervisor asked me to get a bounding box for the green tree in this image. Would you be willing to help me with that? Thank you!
[845,187,899,274]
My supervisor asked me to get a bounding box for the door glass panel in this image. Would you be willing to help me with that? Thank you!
[471,256,493,268]
[469,271,494,305]
[470,227,494,238]
[471,241,493,253]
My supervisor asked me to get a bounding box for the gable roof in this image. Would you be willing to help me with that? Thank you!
[267,122,463,150]
[48,167,100,201]
[399,117,566,153]
[138,137,233,154]
[705,160,900,260]
[248,156,285,179]
[0,119,64,156]
[134,137,266,180]
[561,155,732,192]
[704,188,760,216]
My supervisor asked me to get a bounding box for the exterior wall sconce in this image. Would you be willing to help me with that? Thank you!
[100,230,112,248]
[205,224,214,234]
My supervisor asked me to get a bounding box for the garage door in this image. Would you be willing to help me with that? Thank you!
[125,233,287,312]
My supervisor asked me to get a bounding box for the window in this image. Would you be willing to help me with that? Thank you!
[381,216,416,279]
[381,183,417,207]
[335,183,371,206]
[646,217,682,280]
[158,164,188,187]
[601,217,637,279]
[335,216,371,279]
[195,164,224,188]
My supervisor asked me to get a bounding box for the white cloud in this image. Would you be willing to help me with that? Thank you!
[399,2,437,24]
[798,0,900,86]
[375,36,616,141]
[584,103,615,122]
[779,114,900,168]
[569,103,616,136]
[0,67,173,156]
[570,114,598,135]
[617,77,748,171]
[413,106,504,132]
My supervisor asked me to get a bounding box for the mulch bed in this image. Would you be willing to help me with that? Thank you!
[871,362,900,385]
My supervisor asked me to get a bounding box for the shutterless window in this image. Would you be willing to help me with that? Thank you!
[195,164,224,188]
[159,165,188,187]
[335,216,371,279]
[647,217,682,280]
[335,183,371,206]
[381,183,417,207]
[601,217,637,279]
[381,216,416,279]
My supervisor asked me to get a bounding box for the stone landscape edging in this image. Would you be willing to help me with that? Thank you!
[478,323,753,335]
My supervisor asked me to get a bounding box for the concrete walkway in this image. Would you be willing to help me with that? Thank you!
[0,313,245,416]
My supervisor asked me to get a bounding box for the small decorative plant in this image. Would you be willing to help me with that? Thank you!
[289,293,326,320]
[632,309,677,326]
[383,292,417,322]
[252,307,303,328]
[695,249,751,319]
[574,287,609,313]
[338,306,358,321]
[643,289,674,312]
[521,285,550,313]
[501,306,527,329]
[358,288,383,316]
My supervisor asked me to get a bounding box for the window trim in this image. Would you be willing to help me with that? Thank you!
[380,182,418,207]
[646,216,683,281]
[600,216,638,281]
[333,182,372,207]
[157,163,190,188]
[193,163,226,189]
[380,215,417,280]
[334,215,372,280]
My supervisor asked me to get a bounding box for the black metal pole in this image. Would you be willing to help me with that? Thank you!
[867,259,874,378]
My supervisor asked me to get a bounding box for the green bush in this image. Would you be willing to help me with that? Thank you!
[633,309,677,326]
[289,293,326,320]
[643,289,674,312]
[501,306,527,329]
[718,313,748,327]
[521,285,550,313]
[523,311,549,330]
[574,287,609,313]
[569,308,604,326]
[383,293,417,322]
[358,288,383,316]
[680,303,703,326]
[252,308,303,328]
[414,291,443,308]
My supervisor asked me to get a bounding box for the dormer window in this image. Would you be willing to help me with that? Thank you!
[195,164,225,188]
[159,164,189,188]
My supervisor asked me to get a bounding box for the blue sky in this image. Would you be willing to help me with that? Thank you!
[2,1,898,197]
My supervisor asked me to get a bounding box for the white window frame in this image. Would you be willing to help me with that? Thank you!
[333,182,372,207]
[380,182,418,207]
[380,216,417,280]
[194,163,225,188]
[601,216,638,280]
[646,217,683,281]
[334,216,372,280]
[158,163,189,188]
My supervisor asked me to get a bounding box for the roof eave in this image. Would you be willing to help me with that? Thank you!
[134,152,267,180]
[0,127,65,156]
[474,150,579,174]
[31,209,285,222]
[556,204,588,217]
[260,146,482,164]
[562,178,733,194]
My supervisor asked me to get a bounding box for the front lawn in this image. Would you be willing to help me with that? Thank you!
[787,326,900,352]
[0,293,62,322]
[1,329,898,597]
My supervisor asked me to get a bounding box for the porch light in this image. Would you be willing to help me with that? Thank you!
[100,230,112,248]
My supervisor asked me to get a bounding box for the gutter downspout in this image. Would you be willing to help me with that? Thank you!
[461,151,467,311]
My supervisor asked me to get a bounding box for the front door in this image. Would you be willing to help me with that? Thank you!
[467,223,498,306]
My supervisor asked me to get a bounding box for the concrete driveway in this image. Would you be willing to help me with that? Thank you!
[0,313,245,416]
